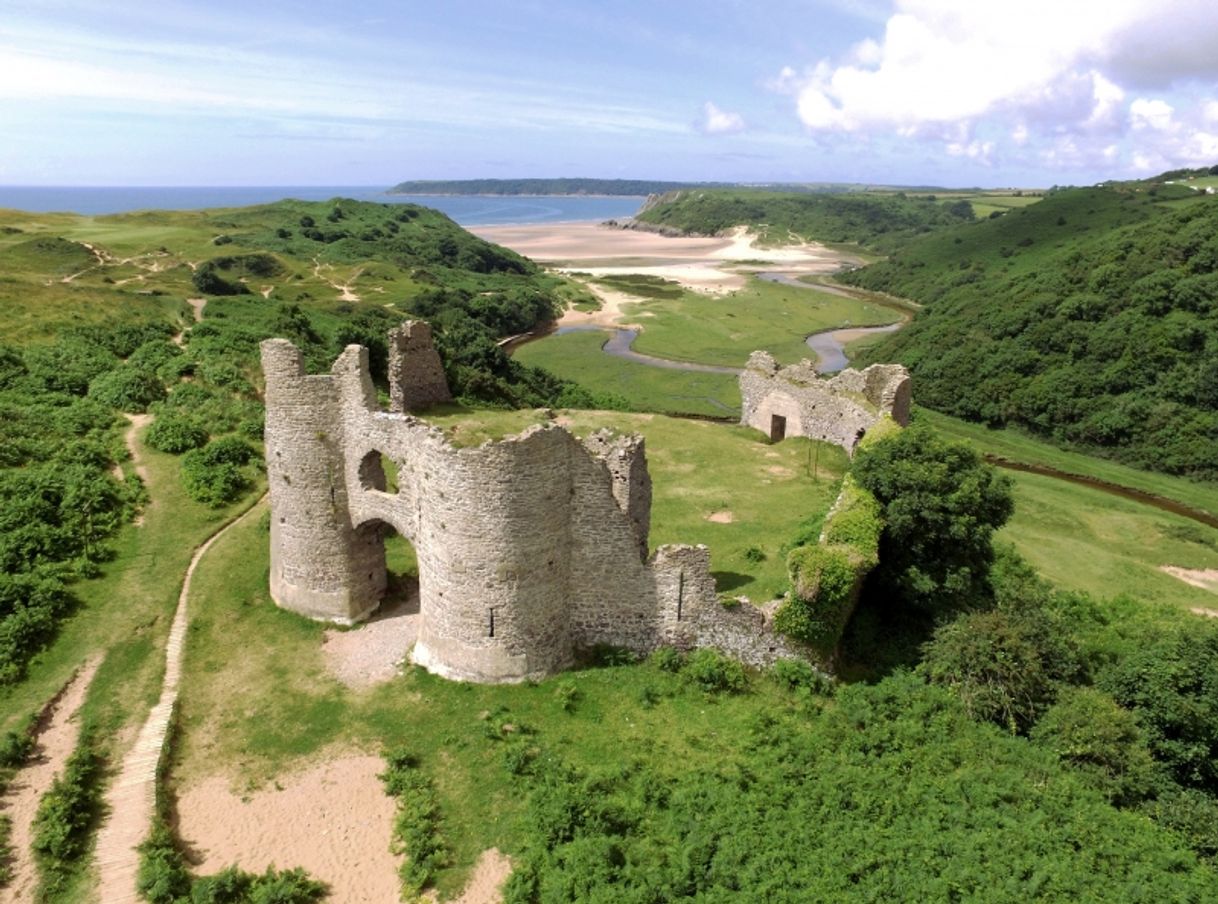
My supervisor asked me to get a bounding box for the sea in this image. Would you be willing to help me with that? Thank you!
[0,186,646,226]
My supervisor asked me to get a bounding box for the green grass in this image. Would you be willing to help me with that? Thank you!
[910,410,1218,612]
[920,409,1218,518]
[514,330,741,417]
[999,471,1218,612]
[423,408,848,599]
[173,504,816,897]
[624,276,899,367]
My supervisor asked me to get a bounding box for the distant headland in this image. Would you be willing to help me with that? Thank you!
[387,178,728,196]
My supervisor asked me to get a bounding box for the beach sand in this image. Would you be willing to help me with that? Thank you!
[472,222,851,299]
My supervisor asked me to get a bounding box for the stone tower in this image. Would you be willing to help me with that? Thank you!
[262,340,387,624]
[388,320,451,413]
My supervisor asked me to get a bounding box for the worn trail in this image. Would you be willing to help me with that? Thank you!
[0,659,101,904]
[93,498,265,903]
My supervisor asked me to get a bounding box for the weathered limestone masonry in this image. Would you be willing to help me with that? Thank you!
[388,320,451,413]
[262,322,805,683]
[739,351,911,454]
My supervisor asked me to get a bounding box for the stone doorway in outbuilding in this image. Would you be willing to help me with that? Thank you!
[770,414,787,442]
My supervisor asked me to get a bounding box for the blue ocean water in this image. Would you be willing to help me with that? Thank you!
[0,186,645,225]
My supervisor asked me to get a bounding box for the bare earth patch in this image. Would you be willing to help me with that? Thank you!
[441,848,512,904]
[1192,607,1218,618]
[321,591,421,688]
[1160,565,1218,593]
[707,511,734,523]
[766,465,795,477]
[0,659,100,904]
[175,754,400,904]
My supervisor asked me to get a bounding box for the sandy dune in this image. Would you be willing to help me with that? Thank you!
[473,223,852,298]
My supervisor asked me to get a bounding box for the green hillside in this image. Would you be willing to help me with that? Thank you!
[845,183,1218,478]
[634,188,977,251]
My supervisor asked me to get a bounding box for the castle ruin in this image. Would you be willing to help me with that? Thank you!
[262,322,805,683]
[739,352,911,453]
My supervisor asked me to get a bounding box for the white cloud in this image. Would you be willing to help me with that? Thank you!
[771,0,1218,176]
[1129,98,1175,131]
[699,101,746,135]
[946,140,994,162]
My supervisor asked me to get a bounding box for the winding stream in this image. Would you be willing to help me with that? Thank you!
[525,272,908,376]
[552,325,742,374]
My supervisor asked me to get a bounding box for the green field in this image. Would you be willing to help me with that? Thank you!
[999,470,1218,611]
[515,330,741,417]
[921,410,1218,517]
[596,275,897,368]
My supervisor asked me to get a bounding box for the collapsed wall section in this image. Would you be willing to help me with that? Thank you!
[739,351,911,454]
[388,320,452,413]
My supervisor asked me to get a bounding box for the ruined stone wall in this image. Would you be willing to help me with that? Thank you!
[388,320,452,413]
[264,327,813,683]
[739,351,911,454]
[262,340,385,624]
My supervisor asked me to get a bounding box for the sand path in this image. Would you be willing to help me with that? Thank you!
[1160,566,1218,593]
[312,259,362,302]
[93,497,266,904]
[0,659,101,904]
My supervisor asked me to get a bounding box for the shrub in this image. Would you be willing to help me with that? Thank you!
[1030,686,1158,805]
[126,340,182,373]
[770,657,830,694]
[1099,623,1218,793]
[649,646,684,673]
[920,609,1057,733]
[0,713,37,767]
[181,458,247,506]
[145,416,208,454]
[554,680,581,713]
[683,648,746,694]
[1142,789,1218,863]
[380,749,447,897]
[32,727,105,895]
[138,823,325,904]
[88,367,166,412]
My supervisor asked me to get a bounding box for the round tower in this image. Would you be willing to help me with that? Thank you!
[261,339,385,624]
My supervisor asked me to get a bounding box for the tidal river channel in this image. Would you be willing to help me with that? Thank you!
[515,271,910,375]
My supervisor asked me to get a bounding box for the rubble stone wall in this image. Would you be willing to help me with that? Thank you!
[739,351,911,454]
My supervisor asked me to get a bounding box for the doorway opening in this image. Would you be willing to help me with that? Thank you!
[770,414,787,442]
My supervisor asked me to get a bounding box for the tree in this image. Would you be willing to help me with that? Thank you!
[851,424,1014,613]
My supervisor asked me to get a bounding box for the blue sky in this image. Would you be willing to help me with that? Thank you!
[2,0,1217,187]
